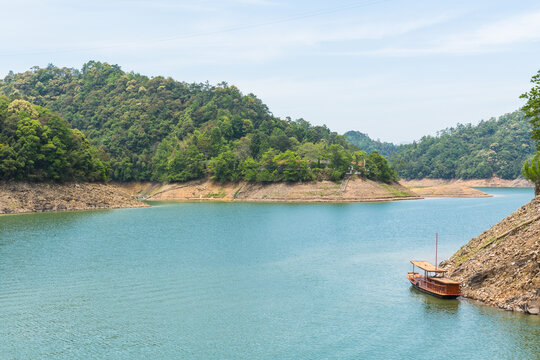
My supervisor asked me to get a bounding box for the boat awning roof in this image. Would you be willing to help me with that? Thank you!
[411,260,447,273]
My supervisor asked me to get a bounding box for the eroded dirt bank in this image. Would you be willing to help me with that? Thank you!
[119,178,421,203]
[0,182,148,215]
[401,177,532,188]
[400,177,532,198]
[441,197,539,315]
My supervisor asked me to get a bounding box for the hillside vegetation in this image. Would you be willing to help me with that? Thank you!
[0,62,396,184]
[347,111,535,180]
[0,96,108,181]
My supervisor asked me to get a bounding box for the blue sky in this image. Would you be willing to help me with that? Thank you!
[1,0,540,143]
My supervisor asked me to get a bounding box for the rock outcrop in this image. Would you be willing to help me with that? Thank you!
[0,182,148,215]
[441,197,540,315]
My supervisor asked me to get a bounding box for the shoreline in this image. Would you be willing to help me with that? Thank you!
[145,196,422,204]
[120,178,422,203]
[1,177,528,215]
[401,177,532,198]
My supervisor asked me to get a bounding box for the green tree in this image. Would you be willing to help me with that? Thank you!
[522,154,540,196]
[273,150,311,182]
[167,145,205,182]
[0,143,18,178]
[325,144,352,180]
[208,150,238,182]
[239,157,259,182]
[521,70,540,148]
[365,151,398,183]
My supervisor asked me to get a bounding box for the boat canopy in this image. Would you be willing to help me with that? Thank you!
[410,260,447,273]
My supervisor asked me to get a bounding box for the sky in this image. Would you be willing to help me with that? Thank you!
[1,0,540,143]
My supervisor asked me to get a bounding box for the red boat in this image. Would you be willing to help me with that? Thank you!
[407,260,460,299]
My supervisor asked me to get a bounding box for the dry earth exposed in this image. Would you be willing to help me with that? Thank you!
[401,177,533,198]
[120,178,421,203]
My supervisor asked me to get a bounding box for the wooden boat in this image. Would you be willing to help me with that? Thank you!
[407,260,460,299]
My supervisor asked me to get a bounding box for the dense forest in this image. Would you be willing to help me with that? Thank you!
[347,111,535,180]
[0,62,397,183]
[389,111,535,179]
[0,96,109,181]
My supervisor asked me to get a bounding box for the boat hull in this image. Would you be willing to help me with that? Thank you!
[409,280,459,299]
[407,272,460,299]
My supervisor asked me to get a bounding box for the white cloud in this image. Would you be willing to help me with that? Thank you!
[348,10,540,56]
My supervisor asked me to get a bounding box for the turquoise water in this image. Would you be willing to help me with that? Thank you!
[1,188,539,359]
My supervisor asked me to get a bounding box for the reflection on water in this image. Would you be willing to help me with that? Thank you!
[409,286,460,315]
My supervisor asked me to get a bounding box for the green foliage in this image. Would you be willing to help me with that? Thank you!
[522,154,540,196]
[0,98,109,181]
[521,69,540,196]
[388,111,535,179]
[167,145,205,182]
[239,157,259,182]
[365,151,398,184]
[521,69,540,149]
[0,62,398,184]
[208,150,238,182]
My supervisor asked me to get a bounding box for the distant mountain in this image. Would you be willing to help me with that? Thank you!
[344,131,398,158]
[344,111,535,180]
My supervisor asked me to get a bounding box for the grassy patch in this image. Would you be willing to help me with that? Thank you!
[204,189,227,198]
[382,184,411,197]
[454,237,496,265]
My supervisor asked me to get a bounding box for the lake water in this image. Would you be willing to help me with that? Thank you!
[1,188,539,359]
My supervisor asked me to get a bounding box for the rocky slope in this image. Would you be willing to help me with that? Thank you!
[120,178,421,202]
[0,182,148,214]
[441,197,540,315]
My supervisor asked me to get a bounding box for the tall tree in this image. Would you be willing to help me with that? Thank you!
[521,69,540,149]
[522,155,540,196]
[521,69,540,196]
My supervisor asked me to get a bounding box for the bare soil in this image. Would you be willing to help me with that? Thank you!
[406,185,491,198]
[119,178,421,203]
[401,177,533,188]
[400,177,534,198]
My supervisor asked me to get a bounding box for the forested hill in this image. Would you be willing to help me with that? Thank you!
[388,111,535,179]
[344,131,398,158]
[0,62,397,183]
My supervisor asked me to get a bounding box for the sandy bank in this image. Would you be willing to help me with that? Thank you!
[441,197,539,315]
[119,178,421,203]
[0,182,148,215]
[401,177,533,188]
[400,177,533,198]
[406,185,491,198]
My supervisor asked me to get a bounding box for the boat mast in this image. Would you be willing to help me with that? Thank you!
[435,233,438,268]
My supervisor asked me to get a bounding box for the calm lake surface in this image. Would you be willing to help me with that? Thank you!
[1,188,539,359]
